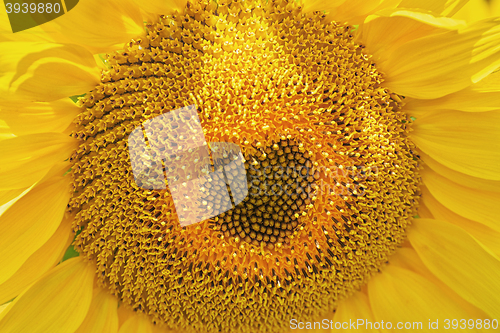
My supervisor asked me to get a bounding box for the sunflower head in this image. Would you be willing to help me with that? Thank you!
[67,0,420,331]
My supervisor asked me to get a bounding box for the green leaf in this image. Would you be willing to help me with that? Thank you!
[69,93,86,103]
[61,245,79,262]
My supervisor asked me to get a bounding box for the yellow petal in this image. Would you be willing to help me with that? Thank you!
[0,187,31,217]
[408,218,500,318]
[302,0,346,13]
[0,99,80,135]
[132,0,188,16]
[421,186,500,258]
[41,0,146,53]
[0,119,14,142]
[117,305,135,327]
[0,8,56,43]
[454,0,493,22]
[404,70,500,112]
[416,202,433,218]
[493,0,500,17]
[411,110,500,180]
[0,5,11,36]
[389,247,437,278]
[333,291,378,332]
[75,288,119,333]
[359,9,465,64]
[382,18,500,99]
[0,163,72,284]
[421,168,500,232]
[368,265,474,329]
[0,215,72,304]
[421,153,500,193]
[304,0,402,26]
[0,258,94,333]
[389,247,490,319]
[118,314,154,333]
[0,303,9,315]
[0,188,27,207]
[153,325,173,333]
[0,133,77,190]
[398,0,468,16]
[0,42,99,102]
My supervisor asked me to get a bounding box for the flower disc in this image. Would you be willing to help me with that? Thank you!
[68,0,421,331]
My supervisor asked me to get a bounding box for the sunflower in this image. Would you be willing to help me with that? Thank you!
[1,0,499,332]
